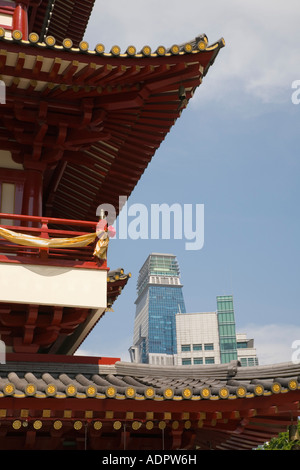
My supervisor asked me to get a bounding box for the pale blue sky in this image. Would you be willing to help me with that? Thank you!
[78,0,300,364]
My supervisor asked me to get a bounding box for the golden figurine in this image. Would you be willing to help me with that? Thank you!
[93,219,116,260]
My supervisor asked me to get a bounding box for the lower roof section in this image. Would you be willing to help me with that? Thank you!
[0,357,299,450]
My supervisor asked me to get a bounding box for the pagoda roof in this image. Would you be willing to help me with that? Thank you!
[30,0,96,47]
[0,30,224,221]
[0,357,299,450]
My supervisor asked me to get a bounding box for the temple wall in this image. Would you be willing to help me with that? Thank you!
[0,263,108,309]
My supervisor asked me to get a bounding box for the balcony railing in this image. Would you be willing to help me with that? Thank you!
[0,213,105,269]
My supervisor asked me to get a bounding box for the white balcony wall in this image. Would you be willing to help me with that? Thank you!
[0,263,107,309]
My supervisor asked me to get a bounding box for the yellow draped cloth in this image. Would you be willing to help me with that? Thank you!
[0,225,112,260]
[0,227,97,249]
[93,233,109,260]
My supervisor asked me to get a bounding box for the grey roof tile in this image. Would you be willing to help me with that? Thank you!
[0,358,299,401]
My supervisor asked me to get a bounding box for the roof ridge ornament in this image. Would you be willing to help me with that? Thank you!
[227,360,241,377]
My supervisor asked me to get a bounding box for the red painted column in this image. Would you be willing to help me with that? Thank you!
[22,169,43,219]
[13,2,28,40]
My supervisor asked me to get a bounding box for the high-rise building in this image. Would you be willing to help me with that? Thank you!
[175,311,221,365]
[217,295,238,364]
[236,333,259,367]
[130,257,259,367]
[130,253,186,365]
[175,295,258,366]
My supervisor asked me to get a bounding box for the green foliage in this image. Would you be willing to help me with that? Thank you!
[260,424,300,450]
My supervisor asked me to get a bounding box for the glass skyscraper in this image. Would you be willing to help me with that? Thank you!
[130,253,186,365]
[217,295,238,363]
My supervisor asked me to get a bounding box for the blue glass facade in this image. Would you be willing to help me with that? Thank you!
[132,253,186,364]
[148,285,186,356]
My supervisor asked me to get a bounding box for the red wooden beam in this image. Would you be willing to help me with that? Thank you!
[6,352,120,364]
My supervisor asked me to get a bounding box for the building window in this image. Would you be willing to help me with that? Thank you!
[221,352,237,363]
[181,344,191,352]
[218,324,236,336]
[204,343,214,351]
[182,358,192,365]
[221,341,236,351]
[193,344,202,351]
[205,357,215,364]
[240,357,259,367]
[193,357,203,364]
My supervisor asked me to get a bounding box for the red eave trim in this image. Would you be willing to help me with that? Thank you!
[6,353,120,365]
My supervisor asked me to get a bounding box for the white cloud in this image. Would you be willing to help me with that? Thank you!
[239,323,300,365]
[86,0,300,110]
